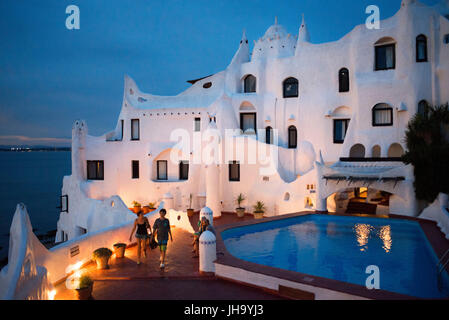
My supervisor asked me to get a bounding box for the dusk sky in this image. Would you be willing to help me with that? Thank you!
[0,0,439,146]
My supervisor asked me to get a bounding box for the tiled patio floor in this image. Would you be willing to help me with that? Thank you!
[54,212,282,300]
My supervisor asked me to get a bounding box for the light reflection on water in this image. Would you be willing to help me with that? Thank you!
[353,223,392,253]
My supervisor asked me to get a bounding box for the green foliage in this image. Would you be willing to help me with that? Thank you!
[132,201,141,207]
[148,202,156,209]
[92,247,112,260]
[113,243,126,248]
[236,193,246,208]
[402,103,449,203]
[253,201,266,213]
[78,274,93,289]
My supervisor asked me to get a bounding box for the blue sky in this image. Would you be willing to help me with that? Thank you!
[0,0,440,146]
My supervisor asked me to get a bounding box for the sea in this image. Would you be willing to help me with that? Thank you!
[0,151,71,265]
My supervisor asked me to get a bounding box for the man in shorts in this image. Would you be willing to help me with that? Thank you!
[152,208,173,268]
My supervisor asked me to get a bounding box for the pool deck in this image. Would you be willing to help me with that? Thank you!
[214,211,449,300]
[54,211,449,300]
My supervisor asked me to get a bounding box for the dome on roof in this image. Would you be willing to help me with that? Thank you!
[262,23,288,41]
[252,18,296,61]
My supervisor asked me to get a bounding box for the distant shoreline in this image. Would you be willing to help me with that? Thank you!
[0,147,71,152]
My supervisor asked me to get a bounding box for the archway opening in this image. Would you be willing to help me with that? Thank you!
[349,144,365,158]
[327,187,392,215]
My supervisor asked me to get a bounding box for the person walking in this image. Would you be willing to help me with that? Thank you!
[152,208,173,268]
[129,210,151,265]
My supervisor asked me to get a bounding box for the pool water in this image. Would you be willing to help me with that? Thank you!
[222,214,449,298]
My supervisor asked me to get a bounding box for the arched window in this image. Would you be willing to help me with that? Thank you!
[288,126,297,149]
[416,34,428,62]
[338,68,350,92]
[349,144,365,158]
[418,100,429,116]
[283,77,299,98]
[387,143,404,158]
[372,145,381,158]
[372,103,393,126]
[375,37,396,70]
[243,75,256,93]
[265,126,273,144]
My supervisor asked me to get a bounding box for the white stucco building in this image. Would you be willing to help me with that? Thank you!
[56,0,449,242]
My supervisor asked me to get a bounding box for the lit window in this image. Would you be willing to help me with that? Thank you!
[372,103,393,126]
[283,77,299,98]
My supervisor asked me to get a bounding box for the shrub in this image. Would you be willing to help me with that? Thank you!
[113,243,126,248]
[253,201,266,213]
[78,274,93,289]
[236,193,246,208]
[403,104,449,203]
[92,247,112,260]
[148,202,156,209]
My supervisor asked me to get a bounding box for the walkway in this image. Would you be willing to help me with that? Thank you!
[54,212,282,300]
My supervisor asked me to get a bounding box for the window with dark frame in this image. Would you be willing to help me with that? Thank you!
[244,75,256,93]
[418,100,429,116]
[375,43,396,70]
[283,77,299,98]
[131,119,140,140]
[445,34,449,44]
[194,118,201,132]
[265,126,273,144]
[288,126,297,149]
[59,195,69,213]
[132,160,139,179]
[157,160,168,180]
[229,161,240,182]
[87,160,104,180]
[372,103,393,126]
[338,68,350,92]
[240,113,256,134]
[333,119,350,144]
[179,161,189,180]
[416,34,428,62]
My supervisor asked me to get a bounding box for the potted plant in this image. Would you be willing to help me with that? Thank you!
[75,274,93,300]
[113,243,126,258]
[132,201,141,214]
[253,201,266,219]
[92,247,113,269]
[187,194,194,217]
[235,193,246,218]
[148,202,156,212]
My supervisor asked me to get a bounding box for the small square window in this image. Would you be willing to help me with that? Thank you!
[87,160,104,180]
[333,119,350,144]
[157,160,167,180]
[132,160,139,179]
[179,161,189,180]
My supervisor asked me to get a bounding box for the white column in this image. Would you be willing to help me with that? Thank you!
[199,230,216,274]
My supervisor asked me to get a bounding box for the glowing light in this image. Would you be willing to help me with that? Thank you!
[379,225,392,253]
[48,289,57,300]
[65,260,84,274]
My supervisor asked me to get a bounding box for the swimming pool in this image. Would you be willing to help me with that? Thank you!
[221,214,449,299]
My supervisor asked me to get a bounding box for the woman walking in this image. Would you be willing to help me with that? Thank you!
[129,210,152,265]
